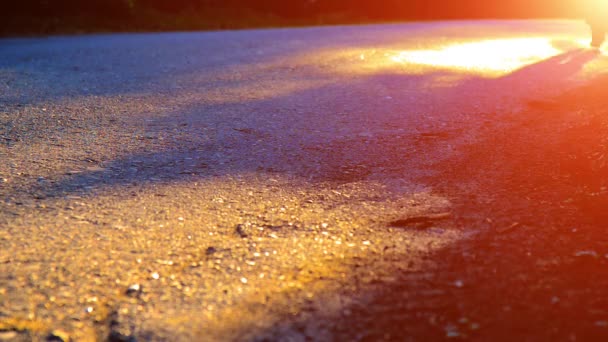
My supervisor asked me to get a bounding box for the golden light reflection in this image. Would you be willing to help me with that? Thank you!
[391,38,564,76]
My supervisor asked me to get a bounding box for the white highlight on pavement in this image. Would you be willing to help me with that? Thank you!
[391,38,565,75]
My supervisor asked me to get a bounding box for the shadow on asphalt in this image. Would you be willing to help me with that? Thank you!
[240,67,608,341]
[24,47,600,200]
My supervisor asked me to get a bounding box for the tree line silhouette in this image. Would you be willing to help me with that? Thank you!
[1,0,583,35]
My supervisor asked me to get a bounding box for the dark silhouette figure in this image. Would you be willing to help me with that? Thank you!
[587,3,608,48]
[590,23,606,47]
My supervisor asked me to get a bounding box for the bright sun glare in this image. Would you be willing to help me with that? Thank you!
[391,38,564,76]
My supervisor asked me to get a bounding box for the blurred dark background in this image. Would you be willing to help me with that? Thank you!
[0,0,584,36]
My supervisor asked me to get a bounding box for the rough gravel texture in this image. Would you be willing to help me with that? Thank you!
[1,20,608,341]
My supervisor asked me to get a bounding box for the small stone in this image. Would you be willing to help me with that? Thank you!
[47,329,70,342]
[446,331,460,338]
[126,284,142,297]
[595,321,608,327]
[235,224,248,238]
[574,251,598,258]
[240,277,248,284]
[108,330,136,342]
[445,325,460,338]
[151,272,160,280]
[155,259,174,266]
[454,280,464,288]
[497,222,521,233]
[205,247,217,255]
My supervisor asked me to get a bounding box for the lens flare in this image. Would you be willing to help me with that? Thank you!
[391,38,563,76]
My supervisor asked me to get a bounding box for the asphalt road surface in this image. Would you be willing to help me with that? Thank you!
[2,20,608,341]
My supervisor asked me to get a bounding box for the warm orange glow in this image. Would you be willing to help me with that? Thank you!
[391,38,564,76]
[587,0,608,13]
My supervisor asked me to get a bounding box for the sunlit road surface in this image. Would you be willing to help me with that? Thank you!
[1,20,608,340]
